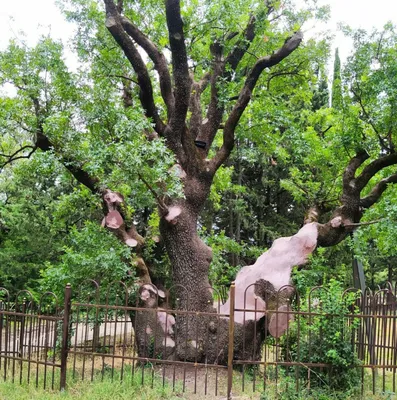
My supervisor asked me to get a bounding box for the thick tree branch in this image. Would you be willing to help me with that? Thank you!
[210,31,303,172]
[360,173,397,208]
[310,158,397,247]
[189,73,211,140]
[313,151,374,246]
[310,151,397,247]
[355,152,397,192]
[103,0,166,135]
[245,31,304,91]
[120,16,175,118]
[30,94,100,193]
[196,41,223,151]
[315,213,385,246]
[225,15,256,72]
[198,15,257,153]
[62,158,99,193]
[165,0,191,137]
[342,150,369,195]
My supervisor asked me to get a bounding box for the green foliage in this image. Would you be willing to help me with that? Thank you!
[312,76,329,111]
[0,148,104,295]
[331,48,343,110]
[280,279,361,391]
[209,165,235,211]
[260,375,360,399]
[206,231,244,287]
[292,241,354,292]
[353,189,397,286]
[1,0,397,305]
[40,221,135,299]
[205,229,267,289]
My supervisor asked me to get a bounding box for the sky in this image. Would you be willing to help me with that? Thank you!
[0,0,396,68]
[310,0,396,62]
[0,0,74,49]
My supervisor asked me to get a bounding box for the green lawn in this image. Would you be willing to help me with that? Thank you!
[0,364,395,399]
[0,372,186,400]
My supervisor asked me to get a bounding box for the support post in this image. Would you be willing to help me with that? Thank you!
[227,282,236,400]
[353,253,377,365]
[352,257,366,293]
[60,283,72,391]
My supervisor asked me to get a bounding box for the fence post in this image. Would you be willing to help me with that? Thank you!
[227,282,236,400]
[19,300,26,359]
[18,299,27,386]
[60,283,72,391]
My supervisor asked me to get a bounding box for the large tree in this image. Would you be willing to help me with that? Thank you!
[1,1,397,362]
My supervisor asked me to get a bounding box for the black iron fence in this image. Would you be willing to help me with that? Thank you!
[0,281,396,398]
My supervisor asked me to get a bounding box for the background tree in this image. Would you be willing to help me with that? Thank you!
[331,47,342,109]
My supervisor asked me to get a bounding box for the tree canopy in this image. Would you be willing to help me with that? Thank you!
[0,1,396,300]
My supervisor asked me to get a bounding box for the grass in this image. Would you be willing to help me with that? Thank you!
[0,336,395,400]
[0,367,186,400]
[0,378,183,400]
[0,365,395,400]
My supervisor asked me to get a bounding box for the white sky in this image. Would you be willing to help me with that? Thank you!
[0,0,396,68]
[0,0,74,49]
[311,0,396,63]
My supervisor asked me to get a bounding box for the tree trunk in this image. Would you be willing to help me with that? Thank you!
[160,198,216,361]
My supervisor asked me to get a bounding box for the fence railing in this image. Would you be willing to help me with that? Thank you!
[0,289,63,390]
[0,281,396,398]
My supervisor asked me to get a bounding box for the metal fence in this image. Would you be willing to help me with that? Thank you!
[0,289,66,389]
[0,281,396,398]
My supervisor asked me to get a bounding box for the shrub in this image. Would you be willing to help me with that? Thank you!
[279,279,361,391]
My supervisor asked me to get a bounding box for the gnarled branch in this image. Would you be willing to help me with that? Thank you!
[360,173,397,208]
[165,0,191,138]
[342,150,369,195]
[198,15,258,153]
[355,152,397,193]
[104,0,166,135]
[120,16,175,118]
[210,31,303,172]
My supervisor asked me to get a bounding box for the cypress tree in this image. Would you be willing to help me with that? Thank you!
[331,48,343,109]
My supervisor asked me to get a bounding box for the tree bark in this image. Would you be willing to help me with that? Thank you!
[159,185,214,360]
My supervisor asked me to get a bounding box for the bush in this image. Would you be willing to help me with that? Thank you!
[279,279,361,391]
